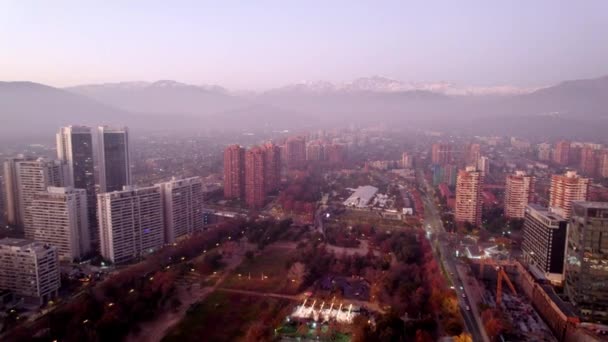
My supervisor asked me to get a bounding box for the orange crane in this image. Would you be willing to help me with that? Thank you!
[479,256,515,279]
[496,266,517,305]
[478,257,517,305]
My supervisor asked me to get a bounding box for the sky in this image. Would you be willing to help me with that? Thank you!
[1,0,607,90]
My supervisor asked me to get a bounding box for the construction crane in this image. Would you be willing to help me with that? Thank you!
[479,255,515,279]
[478,257,517,305]
[496,266,517,306]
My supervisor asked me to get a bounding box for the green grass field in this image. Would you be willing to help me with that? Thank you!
[221,246,299,294]
[162,291,290,342]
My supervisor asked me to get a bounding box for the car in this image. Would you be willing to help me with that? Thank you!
[462,293,466,298]
[466,305,470,311]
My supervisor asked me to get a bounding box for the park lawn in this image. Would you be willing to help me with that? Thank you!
[162,291,290,342]
[221,246,299,294]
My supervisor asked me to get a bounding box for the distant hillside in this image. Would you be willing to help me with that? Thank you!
[66,80,249,116]
[0,81,128,138]
[2,75,608,140]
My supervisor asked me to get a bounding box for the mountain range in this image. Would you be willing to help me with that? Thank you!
[1,75,607,140]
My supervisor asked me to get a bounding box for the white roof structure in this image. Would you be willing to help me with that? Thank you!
[343,185,378,208]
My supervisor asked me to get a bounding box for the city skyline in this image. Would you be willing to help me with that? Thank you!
[3,2,608,341]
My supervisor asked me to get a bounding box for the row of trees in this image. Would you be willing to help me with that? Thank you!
[287,226,464,340]
[481,308,511,341]
[287,242,383,291]
[9,218,294,341]
[324,224,361,248]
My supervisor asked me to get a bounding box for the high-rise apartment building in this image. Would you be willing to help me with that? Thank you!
[454,166,483,226]
[0,238,60,305]
[549,171,589,219]
[537,143,552,161]
[565,202,608,319]
[285,136,306,169]
[306,141,324,162]
[598,150,608,178]
[97,186,164,264]
[96,126,131,193]
[223,145,245,199]
[431,164,458,187]
[13,158,66,236]
[465,143,481,166]
[3,156,32,226]
[431,143,452,165]
[56,126,97,243]
[245,147,266,209]
[504,171,535,219]
[30,187,90,261]
[579,146,597,177]
[553,140,571,166]
[521,204,567,284]
[263,142,281,193]
[157,177,203,243]
[477,156,490,177]
[401,152,412,168]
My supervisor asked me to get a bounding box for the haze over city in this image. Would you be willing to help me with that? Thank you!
[2,2,608,342]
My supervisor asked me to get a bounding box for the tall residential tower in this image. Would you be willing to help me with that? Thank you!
[504,171,535,219]
[565,202,608,319]
[157,177,204,243]
[454,166,483,226]
[30,187,90,261]
[549,171,589,219]
[223,145,245,199]
[97,186,164,264]
[13,158,66,236]
[245,147,267,209]
[57,126,97,243]
[263,142,281,193]
[96,126,131,193]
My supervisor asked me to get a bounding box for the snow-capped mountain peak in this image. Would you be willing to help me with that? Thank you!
[268,76,538,96]
[344,76,406,92]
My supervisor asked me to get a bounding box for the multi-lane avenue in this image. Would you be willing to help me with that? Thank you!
[417,170,489,342]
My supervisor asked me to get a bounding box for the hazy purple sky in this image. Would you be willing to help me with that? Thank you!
[1,1,607,90]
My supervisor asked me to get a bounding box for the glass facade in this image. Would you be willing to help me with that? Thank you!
[101,130,130,192]
[565,201,608,320]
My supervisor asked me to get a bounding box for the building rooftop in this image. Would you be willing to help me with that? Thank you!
[0,238,36,247]
[343,185,378,208]
[526,203,566,221]
[540,284,578,318]
[0,238,55,254]
[572,201,608,209]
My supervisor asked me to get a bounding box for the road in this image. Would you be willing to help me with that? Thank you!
[417,170,489,342]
